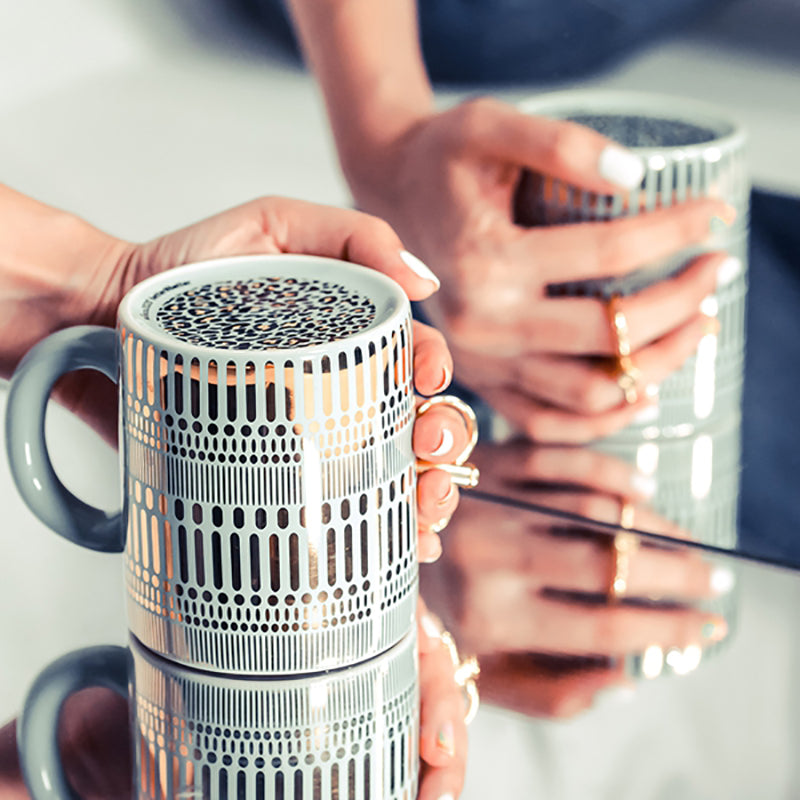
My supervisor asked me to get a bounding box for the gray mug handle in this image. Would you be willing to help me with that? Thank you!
[5,325,124,552]
[17,645,131,800]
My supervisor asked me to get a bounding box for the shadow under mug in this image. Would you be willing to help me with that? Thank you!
[515,90,749,440]
[17,631,419,800]
[6,255,420,675]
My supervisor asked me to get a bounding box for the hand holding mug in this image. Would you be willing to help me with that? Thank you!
[344,98,735,442]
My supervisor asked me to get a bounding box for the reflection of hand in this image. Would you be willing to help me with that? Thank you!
[421,493,732,719]
[349,98,731,442]
[473,439,688,539]
[416,598,469,800]
[0,602,469,799]
[0,688,131,800]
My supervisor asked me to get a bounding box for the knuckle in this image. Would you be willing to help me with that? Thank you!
[593,613,624,654]
[573,377,613,414]
[525,416,551,442]
[547,122,584,170]
[365,215,399,244]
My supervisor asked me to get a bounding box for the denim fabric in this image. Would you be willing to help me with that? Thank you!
[739,190,800,565]
[235,0,726,84]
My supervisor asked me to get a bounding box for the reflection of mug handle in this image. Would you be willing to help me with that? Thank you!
[5,325,124,551]
[17,645,131,800]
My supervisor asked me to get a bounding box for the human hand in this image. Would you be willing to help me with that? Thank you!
[1,192,471,556]
[345,97,732,442]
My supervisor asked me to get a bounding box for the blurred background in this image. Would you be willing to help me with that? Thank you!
[1,0,799,759]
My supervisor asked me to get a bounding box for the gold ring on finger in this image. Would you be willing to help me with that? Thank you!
[608,528,640,602]
[616,358,642,405]
[605,295,640,406]
[441,630,481,725]
[416,395,480,488]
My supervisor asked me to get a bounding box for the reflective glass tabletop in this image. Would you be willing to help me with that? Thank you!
[3,489,799,799]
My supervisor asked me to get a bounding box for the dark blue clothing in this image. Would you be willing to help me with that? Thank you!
[232,0,800,566]
[235,0,727,84]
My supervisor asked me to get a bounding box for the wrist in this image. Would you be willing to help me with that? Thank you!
[0,188,134,375]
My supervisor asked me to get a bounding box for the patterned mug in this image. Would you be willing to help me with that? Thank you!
[17,630,418,799]
[7,255,463,674]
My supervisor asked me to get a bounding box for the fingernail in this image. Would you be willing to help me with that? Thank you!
[702,617,728,642]
[645,383,659,399]
[631,473,656,499]
[632,404,659,425]
[710,205,737,234]
[700,295,718,317]
[717,256,742,288]
[430,516,450,534]
[600,685,638,706]
[438,794,456,800]
[400,250,440,289]
[438,482,456,506]
[702,315,721,336]
[598,144,645,189]
[665,645,703,675]
[710,565,736,595]
[420,536,443,564]
[421,612,442,640]
[433,365,451,394]
[431,428,454,458]
[436,721,456,757]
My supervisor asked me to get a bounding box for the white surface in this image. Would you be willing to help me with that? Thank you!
[1,0,800,796]
[461,562,800,799]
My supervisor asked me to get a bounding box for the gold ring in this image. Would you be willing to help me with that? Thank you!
[441,630,481,725]
[608,528,640,601]
[606,296,640,405]
[416,395,480,489]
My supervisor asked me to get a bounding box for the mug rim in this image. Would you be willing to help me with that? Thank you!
[117,253,411,358]
[128,627,417,686]
[518,89,747,158]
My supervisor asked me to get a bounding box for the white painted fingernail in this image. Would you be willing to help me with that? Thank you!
[710,565,736,595]
[431,427,454,457]
[717,256,742,288]
[438,794,456,800]
[645,383,659,399]
[421,613,442,640]
[700,295,719,317]
[400,250,440,289]
[601,686,637,706]
[598,145,645,190]
[438,482,456,506]
[631,473,656,499]
[632,404,659,425]
[433,365,451,394]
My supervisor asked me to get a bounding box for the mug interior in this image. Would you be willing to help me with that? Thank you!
[567,113,724,148]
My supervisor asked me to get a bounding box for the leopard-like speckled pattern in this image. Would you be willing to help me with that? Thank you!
[155,276,377,350]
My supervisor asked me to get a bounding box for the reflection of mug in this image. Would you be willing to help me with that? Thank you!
[18,631,419,799]
[6,255,418,674]
[515,90,749,439]
[592,412,741,550]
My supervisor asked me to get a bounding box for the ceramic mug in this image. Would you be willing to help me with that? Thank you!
[17,631,419,800]
[7,255,429,674]
[515,90,749,439]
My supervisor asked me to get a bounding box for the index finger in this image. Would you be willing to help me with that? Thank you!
[450,97,644,193]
